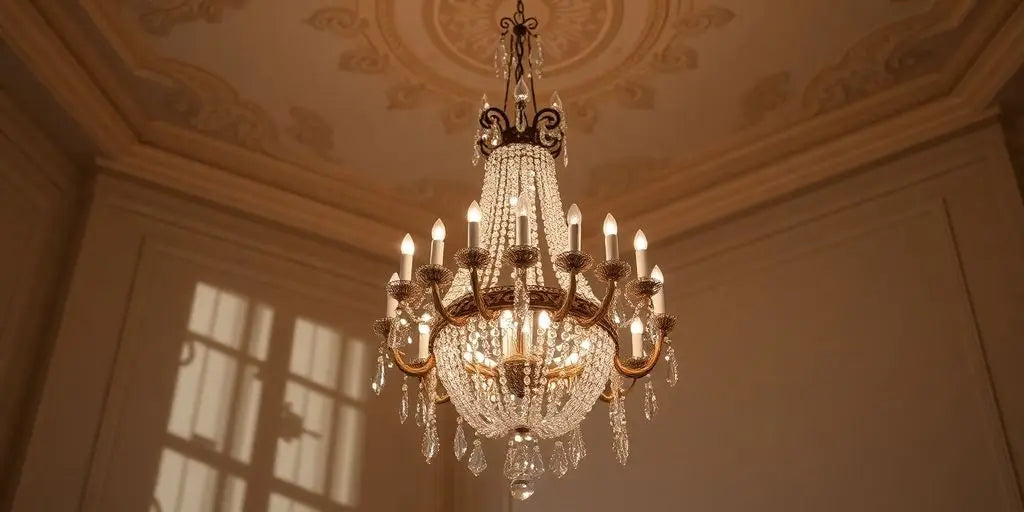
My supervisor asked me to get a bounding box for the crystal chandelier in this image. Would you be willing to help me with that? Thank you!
[371,1,677,501]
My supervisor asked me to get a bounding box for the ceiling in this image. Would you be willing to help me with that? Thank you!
[1,0,1022,256]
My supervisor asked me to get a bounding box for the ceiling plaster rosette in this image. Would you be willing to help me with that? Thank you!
[311,0,734,133]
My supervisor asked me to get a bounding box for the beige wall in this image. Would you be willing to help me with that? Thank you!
[0,94,82,510]
[8,121,1024,512]
[10,175,454,512]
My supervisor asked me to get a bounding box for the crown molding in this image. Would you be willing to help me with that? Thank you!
[0,1,135,156]
[955,2,1024,110]
[98,143,405,260]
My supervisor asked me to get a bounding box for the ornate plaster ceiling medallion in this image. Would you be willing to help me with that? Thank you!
[311,0,733,133]
[371,0,678,500]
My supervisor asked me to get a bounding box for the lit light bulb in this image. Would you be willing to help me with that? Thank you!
[633,230,648,251]
[432,219,446,241]
[399,234,415,280]
[467,201,482,222]
[418,323,430,335]
[566,204,581,225]
[603,214,618,236]
[509,196,519,208]
[651,265,664,284]
[537,311,552,330]
[630,318,644,335]
[401,234,415,255]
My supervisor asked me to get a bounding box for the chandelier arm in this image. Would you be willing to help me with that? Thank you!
[580,280,616,328]
[553,272,577,322]
[389,347,435,377]
[613,329,665,379]
[598,377,638,402]
[433,384,451,404]
[430,282,467,327]
[470,268,498,320]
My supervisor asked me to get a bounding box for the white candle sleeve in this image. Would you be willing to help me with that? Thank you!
[569,223,580,252]
[605,233,618,260]
[517,215,529,245]
[468,222,480,248]
[418,324,430,360]
[635,249,649,278]
[630,319,644,358]
[430,240,444,265]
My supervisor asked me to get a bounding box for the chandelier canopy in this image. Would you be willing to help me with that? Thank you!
[372,0,678,501]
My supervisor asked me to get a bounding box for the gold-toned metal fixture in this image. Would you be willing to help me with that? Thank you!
[371,0,679,500]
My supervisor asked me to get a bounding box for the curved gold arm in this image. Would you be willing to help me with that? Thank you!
[433,383,451,404]
[612,329,664,379]
[553,272,577,322]
[471,268,497,320]
[389,347,435,377]
[599,377,637,402]
[580,280,616,328]
[430,283,467,327]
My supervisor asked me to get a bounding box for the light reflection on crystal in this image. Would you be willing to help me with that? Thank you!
[454,417,468,460]
[468,439,487,476]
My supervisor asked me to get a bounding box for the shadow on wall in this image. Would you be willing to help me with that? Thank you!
[151,282,370,512]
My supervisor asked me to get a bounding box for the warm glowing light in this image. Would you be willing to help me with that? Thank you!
[630,317,644,335]
[517,199,529,217]
[651,265,664,284]
[467,201,482,222]
[566,204,581,225]
[432,219,446,241]
[603,214,618,236]
[509,196,519,208]
[389,272,399,283]
[418,323,430,335]
[401,234,415,255]
[633,230,648,251]
[537,311,552,329]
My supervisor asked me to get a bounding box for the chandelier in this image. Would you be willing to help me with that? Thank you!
[371,0,677,501]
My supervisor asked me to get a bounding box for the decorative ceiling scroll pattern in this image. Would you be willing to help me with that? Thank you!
[802,0,973,114]
[127,0,247,36]
[311,0,735,133]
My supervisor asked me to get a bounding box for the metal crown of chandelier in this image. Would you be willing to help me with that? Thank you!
[371,0,678,501]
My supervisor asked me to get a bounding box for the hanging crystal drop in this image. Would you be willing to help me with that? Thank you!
[643,378,658,421]
[422,423,438,463]
[504,441,524,480]
[494,35,509,78]
[510,479,535,501]
[550,441,568,478]
[531,35,544,78]
[514,76,530,104]
[568,426,586,468]
[665,344,679,387]
[371,355,385,396]
[527,444,545,479]
[610,288,627,327]
[454,417,468,461]
[399,377,409,424]
[513,268,529,322]
[415,381,425,427]
[468,439,487,476]
[562,133,568,167]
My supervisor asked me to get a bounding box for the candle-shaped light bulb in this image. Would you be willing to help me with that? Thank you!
[417,322,430,360]
[603,213,619,261]
[651,265,666,315]
[566,203,582,252]
[430,219,446,265]
[630,317,644,359]
[386,272,399,317]
[399,234,415,280]
[466,201,481,248]
[634,229,649,278]
[516,198,530,245]
[537,310,552,330]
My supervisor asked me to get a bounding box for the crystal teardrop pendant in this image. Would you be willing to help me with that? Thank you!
[468,439,487,476]
[568,426,585,468]
[527,444,545,478]
[415,381,425,427]
[509,479,535,501]
[514,76,529,104]
[531,35,544,78]
[454,417,468,461]
[665,344,679,387]
[399,377,409,424]
[372,355,385,396]
[643,378,658,421]
[550,441,568,478]
[422,423,438,463]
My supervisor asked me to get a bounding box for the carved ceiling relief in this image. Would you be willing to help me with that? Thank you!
[129,0,247,36]
[802,0,974,114]
[312,1,735,134]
